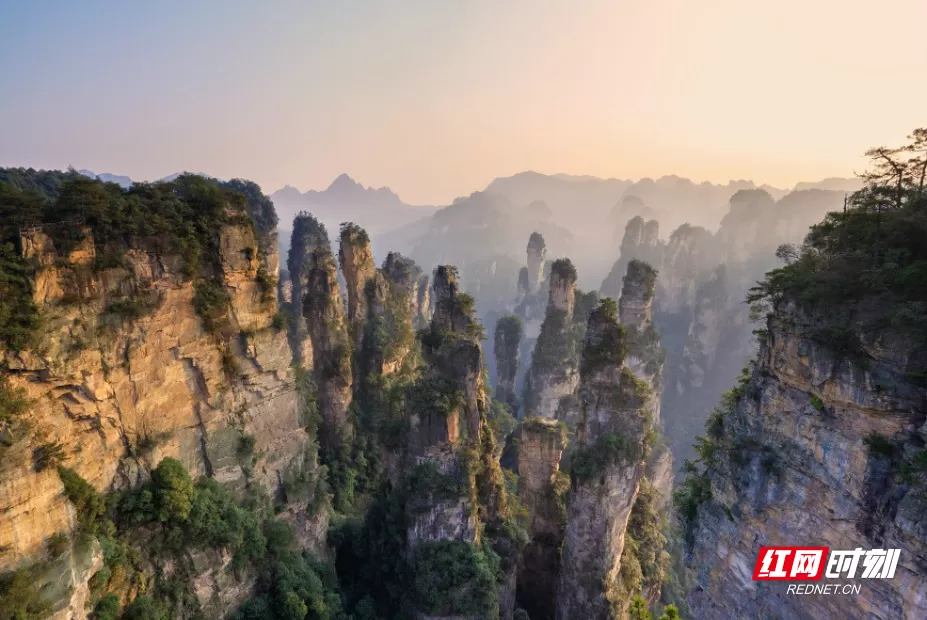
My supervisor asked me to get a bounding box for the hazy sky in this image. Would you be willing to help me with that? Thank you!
[2,0,925,205]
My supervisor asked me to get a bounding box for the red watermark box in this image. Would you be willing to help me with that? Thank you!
[752,546,829,580]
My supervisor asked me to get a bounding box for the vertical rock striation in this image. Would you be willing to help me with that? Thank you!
[516,418,568,620]
[302,219,354,443]
[287,213,332,368]
[0,188,313,615]
[682,300,927,620]
[405,265,518,620]
[383,251,431,330]
[556,299,657,620]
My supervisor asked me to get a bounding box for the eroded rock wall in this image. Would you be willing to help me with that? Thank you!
[555,302,656,620]
[523,259,578,420]
[1,217,313,617]
[685,300,927,619]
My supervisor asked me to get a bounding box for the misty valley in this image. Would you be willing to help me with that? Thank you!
[1,129,927,620]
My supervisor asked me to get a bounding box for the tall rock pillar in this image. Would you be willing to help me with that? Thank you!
[556,299,656,620]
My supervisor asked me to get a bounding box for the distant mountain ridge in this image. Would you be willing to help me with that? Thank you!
[77,169,221,187]
[270,174,435,251]
[273,173,405,208]
[77,169,134,188]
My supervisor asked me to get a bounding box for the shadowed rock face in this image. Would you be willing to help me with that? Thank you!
[527,232,547,294]
[517,419,567,620]
[657,223,715,315]
[494,315,523,414]
[516,266,530,305]
[287,213,332,367]
[556,301,655,620]
[287,214,331,312]
[685,300,927,620]
[303,229,354,441]
[406,264,514,620]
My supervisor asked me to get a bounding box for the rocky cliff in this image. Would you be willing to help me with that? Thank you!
[0,175,316,618]
[681,299,927,619]
[600,217,662,302]
[300,217,354,443]
[556,298,656,620]
[601,188,847,468]
[523,259,579,420]
[526,232,547,295]
[494,316,523,415]
[383,251,432,330]
[402,265,522,620]
[286,212,332,369]
[339,222,377,351]
[677,137,927,619]
[516,418,568,620]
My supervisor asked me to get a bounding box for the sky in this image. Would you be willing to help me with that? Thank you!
[1,0,925,205]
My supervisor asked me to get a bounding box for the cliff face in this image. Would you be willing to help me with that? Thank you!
[516,419,567,620]
[1,210,312,616]
[683,300,927,619]
[600,187,847,471]
[556,300,655,620]
[301,219,354,442]
[286,214,332,368]
[405,265,518,620]
[494,316,523,414]
[511,235,552,403]
[600,217,663,302]
[655,223,715,316]
[339,222,377,350]
[523,259,579,420]
[383,251,432,330]
[527,232,547,295]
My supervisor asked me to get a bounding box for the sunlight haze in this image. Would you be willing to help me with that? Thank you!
[2,0,924,204]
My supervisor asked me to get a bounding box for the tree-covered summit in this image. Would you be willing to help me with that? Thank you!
[748,128,927,350]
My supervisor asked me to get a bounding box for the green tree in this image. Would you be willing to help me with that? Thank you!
[0,565,51,620]
[659,604,681,620]
[152,458,195,522]
[90,593,120,620]
[628,595,652,620]
[121,596,169,620]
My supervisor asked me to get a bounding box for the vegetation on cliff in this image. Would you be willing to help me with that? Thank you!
[748,129,927,355]
[0,169,276,351]
[56,458,344,620]
[494,314,523,412]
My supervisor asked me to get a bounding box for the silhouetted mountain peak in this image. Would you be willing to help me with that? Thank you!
[78,169,133,188]
[327,173,362,192]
